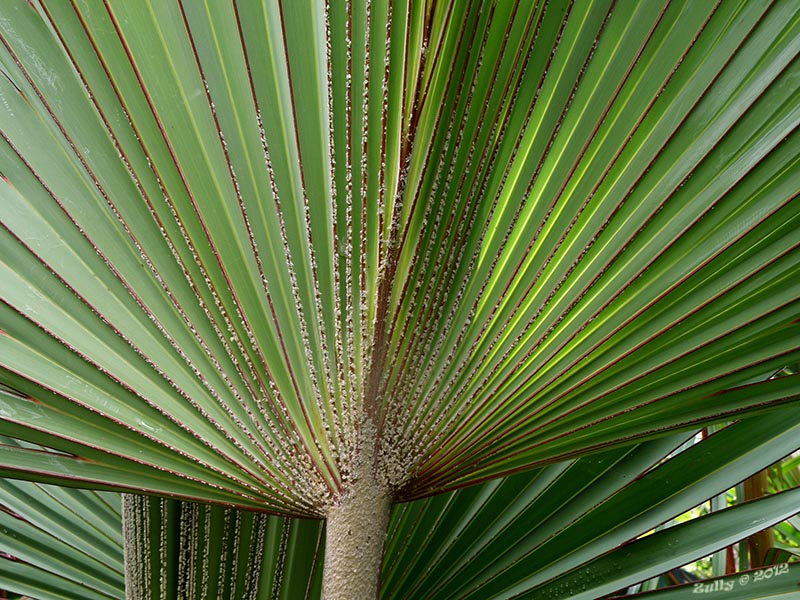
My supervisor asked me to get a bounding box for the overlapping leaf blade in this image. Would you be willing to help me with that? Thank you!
[2,408,797,599]
[381,408,800,598]
[0,442,124,600]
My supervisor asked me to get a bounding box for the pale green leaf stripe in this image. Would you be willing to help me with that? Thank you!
[383,0,545,414]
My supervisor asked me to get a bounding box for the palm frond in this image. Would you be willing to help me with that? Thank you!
[0,437,124,600]
[0,0,799,596]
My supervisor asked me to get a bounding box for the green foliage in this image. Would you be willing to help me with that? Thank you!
[0,0,798,597]
[0,438,124,600]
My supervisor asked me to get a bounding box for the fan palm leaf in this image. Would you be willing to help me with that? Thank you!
[2,408,799,599]
[1,0,799,596]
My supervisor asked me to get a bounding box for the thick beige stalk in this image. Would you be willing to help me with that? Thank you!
[322,426,392,600]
